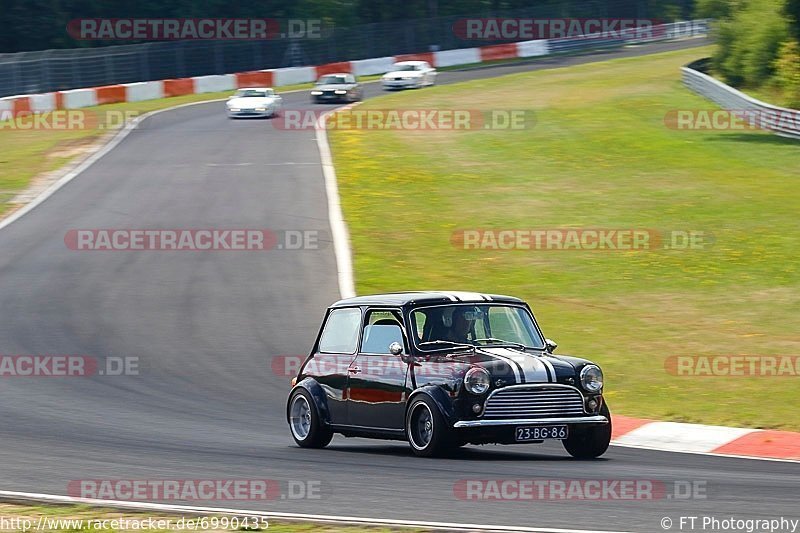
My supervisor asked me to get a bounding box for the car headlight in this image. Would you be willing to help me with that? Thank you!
[464,367,491,395]
[255,107,267,111]
[311,90,322,95]
[229,108,240,112]
[580,365,603,393]
[334,89,347,95]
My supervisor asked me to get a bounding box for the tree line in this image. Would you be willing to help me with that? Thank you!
[696,0,800,105]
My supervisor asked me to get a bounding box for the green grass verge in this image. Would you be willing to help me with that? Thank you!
[328,45,800,431]
[0,503,419,532]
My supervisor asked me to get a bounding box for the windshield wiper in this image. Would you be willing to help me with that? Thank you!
[419,340,474,351]
[473,338,529,350]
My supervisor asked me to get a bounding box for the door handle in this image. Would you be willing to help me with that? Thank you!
[348,366,361,374]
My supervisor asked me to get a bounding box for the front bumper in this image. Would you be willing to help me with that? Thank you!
[313,93,350,102]
[382,79,419,89]
[227,108,274,118]
[453,415,608,428]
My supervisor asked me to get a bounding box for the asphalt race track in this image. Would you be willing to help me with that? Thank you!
[1,38,797,532]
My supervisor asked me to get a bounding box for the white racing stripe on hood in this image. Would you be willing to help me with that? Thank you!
[540,357,557,381]
[481,347,553,383]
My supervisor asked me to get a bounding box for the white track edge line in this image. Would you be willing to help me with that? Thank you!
[0,490,635,533]
[315,103,359,299]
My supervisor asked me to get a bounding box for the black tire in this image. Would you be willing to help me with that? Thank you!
[406,396,452,457]
[288,389,333,449]
[562,404,612,459]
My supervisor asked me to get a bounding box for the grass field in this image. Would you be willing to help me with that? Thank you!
[328,45,800,430]
[0,503,410,532]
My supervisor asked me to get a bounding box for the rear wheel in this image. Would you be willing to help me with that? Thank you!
[406,396,452,457]
[288,389,333,448]
[562,404,612,459]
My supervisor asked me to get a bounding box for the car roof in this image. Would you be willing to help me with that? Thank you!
[330,291,524,308]
[319,73,351,77]
[237,87,273,92]
[392,60,426,66]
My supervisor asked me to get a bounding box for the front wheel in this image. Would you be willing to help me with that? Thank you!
[406,396,451,457]
[288,389,333,448]
[562,404,612,459]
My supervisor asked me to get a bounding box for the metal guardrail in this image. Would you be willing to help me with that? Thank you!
[0,13,709,98]
[540,20,710,54]
[682,59,800,140]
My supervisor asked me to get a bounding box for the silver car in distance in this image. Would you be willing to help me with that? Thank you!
[226,88,283,118]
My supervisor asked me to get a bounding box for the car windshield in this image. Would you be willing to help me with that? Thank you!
[318,76,348,84]
[235,89,269,98]
[410,304,545,351]
[393,64,419,71]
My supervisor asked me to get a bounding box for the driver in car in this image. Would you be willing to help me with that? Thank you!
[441,306,481,344]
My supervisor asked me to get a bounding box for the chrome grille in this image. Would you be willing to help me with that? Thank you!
[482,385,586,419]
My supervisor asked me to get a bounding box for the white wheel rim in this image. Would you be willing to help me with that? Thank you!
[290,394,312,440]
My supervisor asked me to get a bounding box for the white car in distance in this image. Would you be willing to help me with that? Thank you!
[381,61,437,90]
[226,88,282,118]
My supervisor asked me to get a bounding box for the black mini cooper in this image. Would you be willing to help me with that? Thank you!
[286,291,611,458]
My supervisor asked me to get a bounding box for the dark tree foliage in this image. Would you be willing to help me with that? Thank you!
[786,0,800,37]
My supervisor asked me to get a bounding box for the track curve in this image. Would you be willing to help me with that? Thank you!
[1,39,797,532]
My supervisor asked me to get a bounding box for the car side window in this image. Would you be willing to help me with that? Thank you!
[412,312,426,340]
[360,309,405,354]
[318,308,361,353]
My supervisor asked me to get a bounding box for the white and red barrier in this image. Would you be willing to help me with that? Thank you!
[0,41,553,113]
[124,81,164,102]
[0,21,707,114]
[351,56,396,76]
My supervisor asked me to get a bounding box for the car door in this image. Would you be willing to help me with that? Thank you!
[304,307,362,425]
[345,309,409,430]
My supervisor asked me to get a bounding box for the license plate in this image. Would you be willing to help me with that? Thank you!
[515,425,568,441]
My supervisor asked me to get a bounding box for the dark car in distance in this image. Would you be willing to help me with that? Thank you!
[286,291,612,458]
[310,73,363,103]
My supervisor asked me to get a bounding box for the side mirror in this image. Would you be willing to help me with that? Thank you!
[545,339,558,353]
[389,342,415,364]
